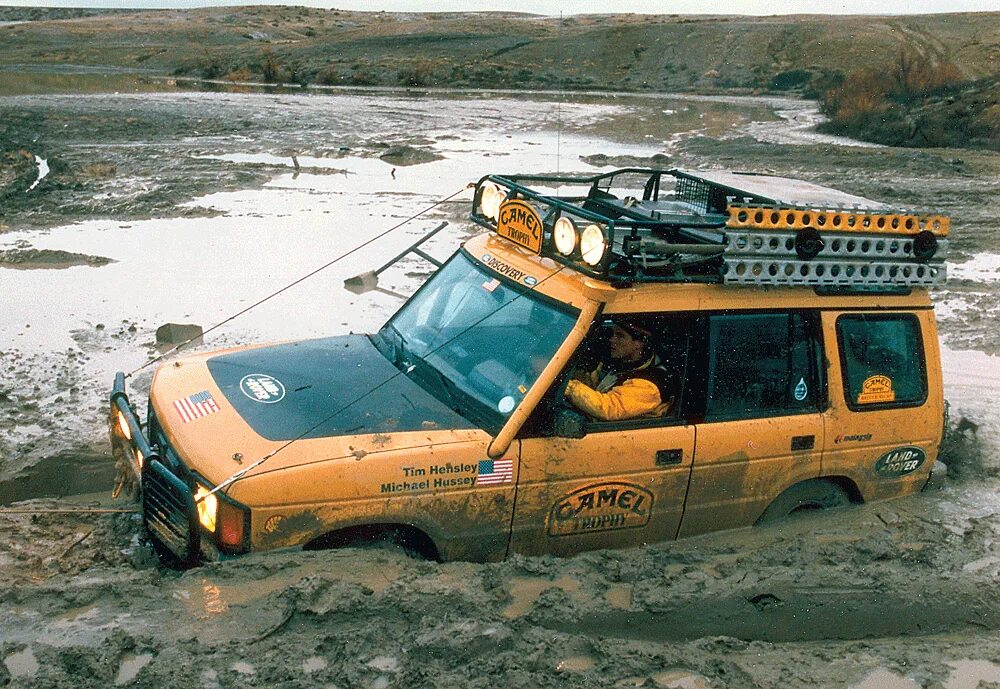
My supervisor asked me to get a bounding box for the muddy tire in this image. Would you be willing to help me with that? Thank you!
[756,479,850,525]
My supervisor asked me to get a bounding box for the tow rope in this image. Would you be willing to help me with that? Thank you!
[126,184,470,379]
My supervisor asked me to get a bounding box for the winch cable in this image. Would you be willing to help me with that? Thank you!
[201,262,570,501]
[125,185,470,380]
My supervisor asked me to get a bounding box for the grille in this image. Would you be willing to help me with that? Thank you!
[142,459,199,562]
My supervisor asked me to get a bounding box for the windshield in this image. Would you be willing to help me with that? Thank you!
[378,252,578,433]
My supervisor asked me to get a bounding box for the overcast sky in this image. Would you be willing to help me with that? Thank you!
[3,0,997,14]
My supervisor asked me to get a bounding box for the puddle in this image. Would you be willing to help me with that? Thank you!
[504,575,584,619]
[114,653,152,685]
[0,450,116,505]
[651,670,711,689]
[4,646,39,678]
[944,659,1000,689]
[605,583,633,610]
[172,552,403,622]
[556,655,596,672]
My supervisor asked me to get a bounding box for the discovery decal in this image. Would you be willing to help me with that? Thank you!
[479,253,537,286]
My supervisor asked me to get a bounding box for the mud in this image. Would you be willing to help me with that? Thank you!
[1,88,1000,688]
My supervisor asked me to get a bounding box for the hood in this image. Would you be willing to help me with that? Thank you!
[203,334,474,441]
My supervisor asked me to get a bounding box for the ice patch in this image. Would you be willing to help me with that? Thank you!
[231,661,255,675]
[948,253,1000,283]
[851,668,920,689]
[26,156,49,192]
[302,656,327,674]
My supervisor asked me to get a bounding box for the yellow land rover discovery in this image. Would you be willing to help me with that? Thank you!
[109,168,948,564]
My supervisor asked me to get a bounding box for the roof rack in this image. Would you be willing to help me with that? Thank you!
[470,168,948,290]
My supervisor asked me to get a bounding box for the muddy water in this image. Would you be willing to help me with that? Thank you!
[2,88,1000,689]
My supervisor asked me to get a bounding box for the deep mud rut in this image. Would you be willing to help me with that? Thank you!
[2,88,1000,688]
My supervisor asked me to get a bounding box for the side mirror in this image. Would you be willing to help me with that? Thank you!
[553,407,587,439]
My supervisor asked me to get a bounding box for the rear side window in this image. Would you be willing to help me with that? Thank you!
[837,314,926,411]
[706,312,820,420]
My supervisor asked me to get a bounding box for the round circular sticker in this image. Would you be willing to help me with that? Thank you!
[498,395,516,414]
[240,373,286,404]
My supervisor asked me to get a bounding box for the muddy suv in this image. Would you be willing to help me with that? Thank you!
[109,168,949,564]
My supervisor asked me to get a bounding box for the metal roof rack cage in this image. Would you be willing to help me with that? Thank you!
[470,168,948,290]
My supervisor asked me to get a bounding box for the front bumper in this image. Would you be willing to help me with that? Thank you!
[110,372,201,563]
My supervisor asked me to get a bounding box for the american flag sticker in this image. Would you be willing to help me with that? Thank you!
[173,390,221,423]
[477,458,513,486]
[482,278,500,293]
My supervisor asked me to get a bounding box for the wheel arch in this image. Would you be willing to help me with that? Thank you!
[302,522,441,561]
[822,475,865,504]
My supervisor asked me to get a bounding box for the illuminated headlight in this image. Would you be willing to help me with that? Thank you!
[195,484,218,533]
[134,447,144,470]
[479,182,506,222]
[580,224,607,266]
[553,217,577,255]
[116,409,132,441]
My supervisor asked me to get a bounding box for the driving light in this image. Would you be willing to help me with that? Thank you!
[195,484,218,533]
[553,217,577,255]
[480,182,506,222]
[580,224,607,266]
[135,447,144,470]
[116,409,131,441]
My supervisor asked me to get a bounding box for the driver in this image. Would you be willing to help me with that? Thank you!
[564,319,671,421]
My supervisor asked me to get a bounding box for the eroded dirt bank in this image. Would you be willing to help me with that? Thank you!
[2,89,1000,688]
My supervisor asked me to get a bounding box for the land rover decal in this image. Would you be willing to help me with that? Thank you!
[547,482,653,537]
[240,374,286,404]
[874,446,926,477]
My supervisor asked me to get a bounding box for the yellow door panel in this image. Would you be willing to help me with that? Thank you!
[512,424,695,556]
[679,414,823,536]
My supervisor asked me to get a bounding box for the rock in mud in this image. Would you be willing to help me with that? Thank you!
[582,152,672,168]
[155,323,204,349]
[0,248,114,270]
[378,146,442,166]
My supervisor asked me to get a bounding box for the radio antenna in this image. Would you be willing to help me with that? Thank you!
[556,10,563,174]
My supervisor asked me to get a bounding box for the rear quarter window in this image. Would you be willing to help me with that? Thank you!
[837,313,927,411]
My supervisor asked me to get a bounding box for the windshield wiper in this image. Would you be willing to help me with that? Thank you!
[389,324,412,369]
[415,360,462,415]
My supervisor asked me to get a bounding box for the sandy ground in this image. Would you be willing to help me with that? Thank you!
[1,88,1000,688]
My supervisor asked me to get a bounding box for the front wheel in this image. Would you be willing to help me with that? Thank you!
[756,479,850,525]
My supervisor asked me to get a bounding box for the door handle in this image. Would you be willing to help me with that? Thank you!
[656,449,683,466]
[791,435,815,451]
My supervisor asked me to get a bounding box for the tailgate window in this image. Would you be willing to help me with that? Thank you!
[837,314,927,411]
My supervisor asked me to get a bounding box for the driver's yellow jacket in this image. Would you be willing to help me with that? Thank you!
[564,357,668,421]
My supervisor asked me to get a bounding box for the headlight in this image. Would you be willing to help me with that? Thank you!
[580,224,607,266]
[479,182,506,222]
[134,447,144,470]
[116,409,131,441]
[553,217,577,255]
[195,484,218,533]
